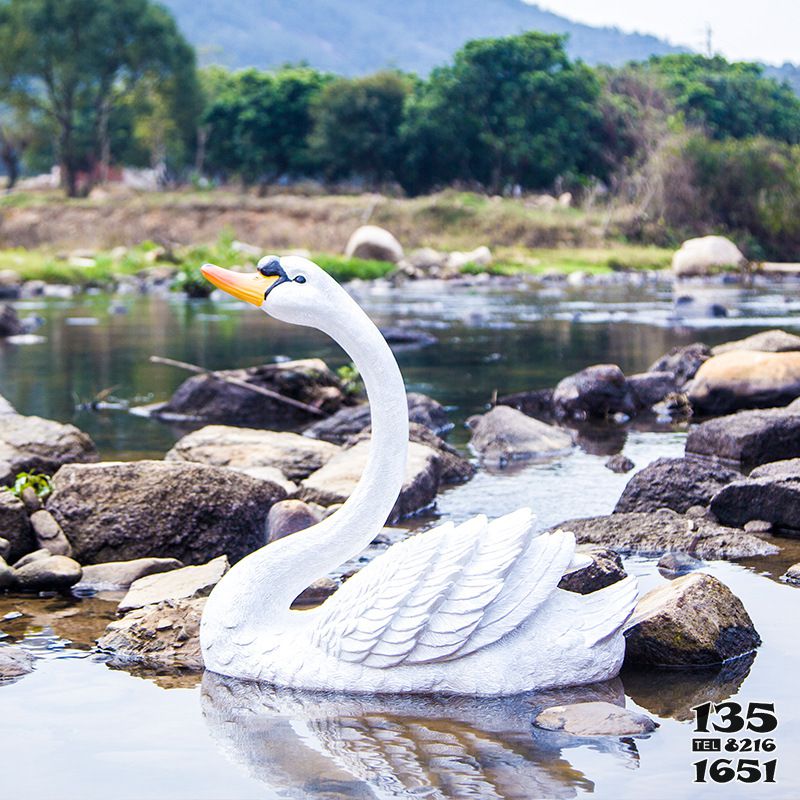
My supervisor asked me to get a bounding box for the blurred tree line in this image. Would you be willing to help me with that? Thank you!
[0,1,799,258]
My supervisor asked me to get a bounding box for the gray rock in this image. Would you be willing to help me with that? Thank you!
[548,510,778,559]
[782,563,800,585]
[47,460,286,565]
[304,392,451,444]
[614,457,739,514]
[0,536,9,561]
[467,405,573,465]
[712,330,800,355]
[744,519,772,533]
[0,645,34,678]
[12,547,50,568]
[155,358,348,428]
[0,556,16,589]
[97,596,205,671]
[14,554,82,591]
[0,304,23,336]
[553,364,639,421]
[267,499,323,542]
[685,408,800,468]
[534,701,658,736]
[749,458,800,480]
[166,424,340,480]
[688,351,800,415]
[497,388,555,421]
[627,371,678,408]
[301,440,440,522]
[657,551,704,575]
[344,225,403,263]
[605,454,634,473]
[624,573,760,666]
[0,491,35,562]
[75,557,184,590]
[648,343,711,386]
[710,471,800,533]
[558,547,626,594]
[0,413,98,486]
[29,509,72,556]
[20,486,42,513]
[119,555,229,612]
[294,576,337,606]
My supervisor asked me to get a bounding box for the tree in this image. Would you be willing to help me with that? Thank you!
[310,70,412,186]
[400,32,604,194]
[203,65,330,185]
[0,0,200,196]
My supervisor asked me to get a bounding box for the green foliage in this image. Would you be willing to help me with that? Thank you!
[10,470,52,499]
[312,253,395,281]
[335,363,363,397]
[203,66,331,183]
[310,71,413,185]
[400,32,605,194]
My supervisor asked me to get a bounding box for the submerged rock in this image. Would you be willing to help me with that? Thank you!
[304,392,451,443]
[614,457,739,514]
[155,358,348,428]
[467,405,573,465]
[47,460,286,565]
[548,510,778,559]
[300,440,439,522]
[0,492,34,563]
[710,462,800,533]
[98,596,205,671]
[75,557,184,591]
[118,555,229,612]
[0,412,98,485]
[166,424,340,481]
[0,645,35,679]
[685,408,800,468]
[552,364,638,422]
[558,547,626,594]
[534,701,658,736]
[688,351,800,415]
[604,454,634,473]
[14,553,82,591]
[624,573,760,666]
[657,551,704,576]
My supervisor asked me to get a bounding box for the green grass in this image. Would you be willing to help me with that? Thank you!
[312,253,395,281]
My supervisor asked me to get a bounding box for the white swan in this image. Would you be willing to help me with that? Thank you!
[199,256,637,695]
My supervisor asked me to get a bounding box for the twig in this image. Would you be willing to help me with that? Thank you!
[149,355,324,416]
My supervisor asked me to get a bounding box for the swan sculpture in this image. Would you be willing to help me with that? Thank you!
[199,256,637,695]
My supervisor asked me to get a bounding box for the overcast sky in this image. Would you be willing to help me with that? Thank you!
[528,1,799,65]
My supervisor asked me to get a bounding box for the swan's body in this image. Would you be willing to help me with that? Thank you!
[199,256,637,695]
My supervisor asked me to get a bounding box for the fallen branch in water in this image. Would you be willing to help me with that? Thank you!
[149,355,325,417]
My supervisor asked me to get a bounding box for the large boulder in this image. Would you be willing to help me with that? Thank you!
[552,364,639,422]
[546,510,778,559]
[467,406,573,465]
[155,359,348,428]
[0,413,98,485]
[614,457,739,514]
[648,343,711,387]
[685,408,800,468]
[344,225,403,263]
[713,329,800,356]
[0,304,24,336]
[47,460,286,565]
[303,392,450,444]
[300,440,440,522]
[624,573,760,666]
[688,351,800,415]
[166,425,340,481]
[672,235,746,277]
[709,460,800,532]
[0,491,35,562]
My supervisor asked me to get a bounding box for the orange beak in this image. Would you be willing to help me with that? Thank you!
[201,263,278,307]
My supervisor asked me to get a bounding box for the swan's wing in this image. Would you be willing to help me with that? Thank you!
[311,508,576,668]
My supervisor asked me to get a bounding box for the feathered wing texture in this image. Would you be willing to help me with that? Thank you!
[311,508,577,669]
[579,576,638,646]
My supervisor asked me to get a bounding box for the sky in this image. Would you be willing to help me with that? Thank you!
[528,1,800,65]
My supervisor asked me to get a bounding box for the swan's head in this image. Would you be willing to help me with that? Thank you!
[201,255,346,327]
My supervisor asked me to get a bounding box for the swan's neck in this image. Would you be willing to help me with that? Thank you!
[204,300,409,631]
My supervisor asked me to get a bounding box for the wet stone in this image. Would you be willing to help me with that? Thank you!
[534,701,658,736]
[604,454,634,473]
[0,645,34,679]
[14,554,82,592]
[558,547,626,594]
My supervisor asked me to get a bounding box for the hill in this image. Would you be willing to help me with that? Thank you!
[160,0,687,75]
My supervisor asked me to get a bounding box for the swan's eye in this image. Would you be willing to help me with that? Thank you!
[294,275,307,284]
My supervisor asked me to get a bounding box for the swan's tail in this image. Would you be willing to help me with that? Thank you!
[578,576,638,647]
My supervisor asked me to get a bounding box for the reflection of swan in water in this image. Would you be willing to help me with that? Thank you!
[201,673,641,800]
